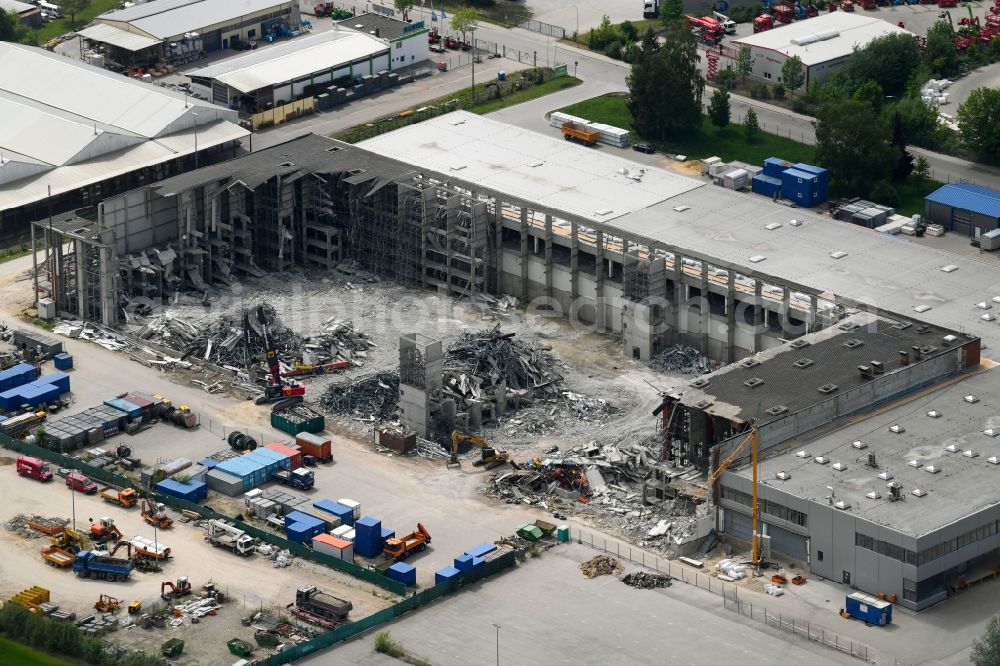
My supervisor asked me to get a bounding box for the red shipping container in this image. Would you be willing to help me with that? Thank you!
[295,432,332,463]
[265,442,303,470]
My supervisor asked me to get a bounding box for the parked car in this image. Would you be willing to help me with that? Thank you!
[632,143,655,154]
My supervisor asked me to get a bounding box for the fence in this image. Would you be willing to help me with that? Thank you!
[572,529,876,663]
[518,18,566,39]
[251,98,315,131]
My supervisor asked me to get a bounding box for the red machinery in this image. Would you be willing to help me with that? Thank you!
[806,3,819,16]
[754,14,775,31]
[686,15,725,44]
[771,4,794,23]
[859,0,876,10]
[841,0,855,11]
[939,0,957,8]
[428,28,441,43]
[161,577,192,600]
[251,306,305,405]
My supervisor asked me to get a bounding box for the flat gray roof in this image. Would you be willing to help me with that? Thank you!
[731,367,1000,537]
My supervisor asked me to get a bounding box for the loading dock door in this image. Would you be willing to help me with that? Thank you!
[767,524,808,561]
[724,509,753,541]
[202,29,221,52]
[953,209,972,236]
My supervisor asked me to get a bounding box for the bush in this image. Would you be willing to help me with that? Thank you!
[375,631,405,658]
[792,98,814,115]
[750,82,770,99]
[619,19,638,41]
[604,39,623,60]
[773,83,785,99]
[621,41,640,63]
[870,180,900,207]
[715,68,736,90]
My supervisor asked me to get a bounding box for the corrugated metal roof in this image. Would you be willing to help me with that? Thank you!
[98,0,291,40]
[925,183,1000,219]
[0,0,36,13]
[732,14,912,66]
[189,30,387,94]
[78,23,162,51]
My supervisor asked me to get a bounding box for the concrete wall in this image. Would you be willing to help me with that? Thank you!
[99,188,179,256]
[390,32,429,67]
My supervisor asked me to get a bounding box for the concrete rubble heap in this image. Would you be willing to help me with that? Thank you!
[621,572,672,589]
[580,555,624,578]
[4,514,67,538]
[649,344,709,374]
[320,371,401,422]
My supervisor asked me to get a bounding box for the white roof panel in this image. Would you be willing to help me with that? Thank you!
[99,0,290,39]
[0,0,36,13]
[358,111,702,223]
[78,23,162,51]
[733,13,912,66]
[189,30,387,94]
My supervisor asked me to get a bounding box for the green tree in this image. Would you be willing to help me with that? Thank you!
[973,615,1000,666]
[83,637,104,664]
[627,24,703,141]
[780,55,805,97]
[736,45,753,85]
[0,9,36,44]
[660,0,684,26]
[890,110,914,182]
[852,79,884,113]
[913,155,931,179]
[743,107,760,140]
[57,0,90,27]
[870,180,900,207]
[449,7,479,44]
[715,67,736,90]
[957,87,1000,161]
[619,19,638,41]
[392,0,414,15]
[895,95,939,146]
[924,21,959,77]
[814,98,894,197]
[587,15,617,51]
[845,33,920,98]
[708,88,731,131]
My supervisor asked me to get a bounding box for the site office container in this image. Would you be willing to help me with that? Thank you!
[295,432,332,461]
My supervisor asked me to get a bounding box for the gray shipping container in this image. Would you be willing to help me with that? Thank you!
[981,228,1000,250]
[206,469,244,496]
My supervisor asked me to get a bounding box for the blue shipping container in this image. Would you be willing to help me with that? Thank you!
[763,157,791,178]
[0,387,22,411]
[381,528,395,541]
[387,562,416,587]
[435,566,461,585]
[313,500,354,527]
[845,593,892,625]
[284,510,323,529]
[354,517,382,558]
[53,353,73,370]
[465,543,496,559]
[454,554,475,574]
[751,174,782,198]
[156,479,208,503]
[198,457,219,469]
[285,522,313,544]
[104,398,142,419]
[38,372,70,392]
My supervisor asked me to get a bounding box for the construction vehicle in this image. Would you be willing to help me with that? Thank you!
[269,467,315,490]
[66,472,98,494]
[686,14,726,43]
[141,500,174,529]
[73,550,135,582]
[859,0,876,8]
[250,305,306,405]
[41,546,76,568]
[16,455,53,481]
[313,1,335,16]
[129,535,171,560]
[161,576,192,600]
[771,3,794,23]
[383,523,431,561]
[94,594,122,612]
[206,519,256,556]
[288,586,352,628]
[51,527,87,554]
[561,121,601,146]
[643,0,660,18]
[448,430,511,469]
[754,14,775,31]
[89,517,123,544]
[100,486,138,508]
[713,11,738,33]
[2,410,46,438]
[281,360,352,378]
[841,0,855,9]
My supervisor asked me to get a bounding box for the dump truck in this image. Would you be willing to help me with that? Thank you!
[206,519,256,556]
[141,500,174,529]
[384,523,431,561]
[288,586,352,627]
[100,486,138,508]
[41,546,76,568]
[73,550,135,582]
[561,121,601,146]
[269,467,314,490]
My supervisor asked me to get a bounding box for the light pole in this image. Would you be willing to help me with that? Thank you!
[573,6,579,40]
[70,468,76,531]
[192,112,199,169]
[470,30,476,103]
[492,623,501,666]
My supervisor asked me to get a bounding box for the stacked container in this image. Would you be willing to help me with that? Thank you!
[435,566,461,585]
[465,543,496,559]
[104,397,142,420]
[313,500,354,527]
[338,499,361,521]
[155,478,207,503]
[206,469,243,495]
[215,457,268,491]
[353,517,382,558]
[284,511,327,544]
[387,562,416,587]
[312,533,354,561]
[331,525,355,542]
[265,442,302,469]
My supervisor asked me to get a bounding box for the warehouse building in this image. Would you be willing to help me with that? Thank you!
[732,13,913,89]
[0,0,42,26]
[923,182,1000,237]
[0,43,248,242]
[188,29,391,113]
[338,13,430,68]
[88,0,298,65]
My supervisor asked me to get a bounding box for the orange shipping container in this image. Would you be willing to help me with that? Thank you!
[265,442,303,469]
[295,432,332,463]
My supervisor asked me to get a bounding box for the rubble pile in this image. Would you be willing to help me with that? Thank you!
[649,345,708,374]
[4,514,67,538]
[621,572,672,589]
[493,392,615,438]
[319,371,400,421]
[580,555,623,578]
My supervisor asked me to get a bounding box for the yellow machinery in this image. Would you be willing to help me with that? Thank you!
[95,595,122,612]
[128,600,143,614]
[448,430,510,469]
[50,528,87,554]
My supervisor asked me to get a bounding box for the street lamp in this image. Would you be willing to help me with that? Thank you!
[470,29,477,103]
[492,623,501,666]
[192,112,199,169]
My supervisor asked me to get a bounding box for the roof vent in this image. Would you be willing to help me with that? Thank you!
[965,395,980,404]
[892,321,913,331]
[852,440,867,450]
[945,443,960,453]
[594,208,613,216]
[843,339,864,349]
[790,339,811,349]
[818,383,839,394]
[941,265,959,273]
[866,490,882,500]
[278,161,295,168]
[693,399,714,410]
[981,313,995,322]
[927,410,941,418]
[742,358,760,368]
[889,424,905,434]
[912,488,927,497]
[878,470,893,481]
[988,456,999,465]
[795,450,811,459]
[749,255,766,263]
[977,302,992,310]
[870,361,885,374]
[908,460,922,468]
[858,365,874,378]
[914,305,932,313]
[839,322,860,332]
[832,462,847,471]
[942,334,958,345]
[833,500,851,510]
[830,250,848,259]
[789,219,803,227]
[775,471,791,480]
[985,428,1000,437]
[963,450,979,458]
[764,222,783,230]
[743,377,765,388]
[814,456,830,465]
[924,465,941,474]
[765,405,788,416]
[672,205,691,212]
[325,146,341,153]
[691,378,710,389]
[793,358,814,369]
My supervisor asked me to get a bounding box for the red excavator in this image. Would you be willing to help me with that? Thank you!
[249,305,305,405]
[161,576,192,600]
[89,517,123,544]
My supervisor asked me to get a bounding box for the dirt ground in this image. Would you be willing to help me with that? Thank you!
[0,460,393,666]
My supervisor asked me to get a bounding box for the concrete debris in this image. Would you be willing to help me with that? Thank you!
[5,514,68,538]
[649,345,709,375]
[621,572,672,589]
[320,371,400,422]
[580,555,624,578]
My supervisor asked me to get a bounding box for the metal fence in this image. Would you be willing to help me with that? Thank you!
[519,18,566,39]
[572,528,875,663]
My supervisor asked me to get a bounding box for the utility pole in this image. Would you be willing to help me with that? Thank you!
[192,112,200,169]
[470,30,476,103]
[492,623,501,666]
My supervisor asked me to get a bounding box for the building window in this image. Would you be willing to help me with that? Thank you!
[764,72,772,80]
[396,41,403,49]
[817,550,823,562]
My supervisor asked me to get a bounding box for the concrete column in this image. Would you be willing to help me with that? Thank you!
[494,200,504,294]
[808,294,818,333]
[594,228,606,332]
[445,196,458,294]
[30,223,38,309]
[519,207,529,301]
[544,213,553,300]
[700,261,710,356]
[75,239,87,319]
[569,221,579,301]
[726,270,737,363]
[671,253,683,345]
[753,279,763,353]
[781,287,791,339]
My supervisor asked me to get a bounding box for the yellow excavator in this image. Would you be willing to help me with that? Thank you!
[447,430,510,470]
[50,528,88,554]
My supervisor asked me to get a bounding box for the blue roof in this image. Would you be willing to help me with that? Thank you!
[926,183,1000,219]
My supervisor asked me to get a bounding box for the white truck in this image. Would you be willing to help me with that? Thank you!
[206,519,256,557]
[713,11,737,34]
[643,0,659,19]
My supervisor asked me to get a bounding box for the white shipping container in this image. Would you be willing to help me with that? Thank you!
[331,525,355,542]
[244,489,263,506]
[338,499,361,520]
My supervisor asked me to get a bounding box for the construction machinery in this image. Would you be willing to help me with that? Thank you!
[100,486,138,508]
[713,11,738,32]
[250,305,306,405]
[161,576,192,600]
[89,517,123,544]
[141,500,174,529]
[51,527,87,554]
[754,14,775,31]
[128,600,142,614]
[561,121,601,146]
[771,3,794,23]
[2,410,46,438]
[448,430,511,469]
[94,594,122,612]
[686,14,726,43]
[206,519,256,556]
[269,467,315,490]
[129,535,171,560]
[41,546,76,568]
[288,586,352,628]
[384,524,432,561]
[73,550,135,582]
